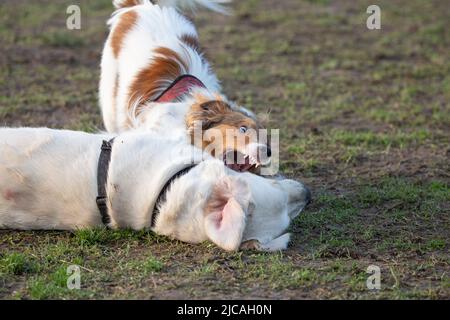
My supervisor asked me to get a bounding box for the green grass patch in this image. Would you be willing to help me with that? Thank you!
[40,30,86,48]
[0,252,38,275]
[329,129,431,149]
[295,178,449,256]
[358,178,449,209]
[143,255,164,274]
[231,253,319,289]
[284,128,434,169]
[73,228,160,246]
[28,265,91,299]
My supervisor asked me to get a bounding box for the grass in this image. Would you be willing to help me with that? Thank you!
[142,256,164,273]
[41,30,86,48]
[294,177,449,260]
[0,0,449,299]
[358,179,449,208]
[0,253,38,275]
[28,266,82,299]
[236,254,319,288]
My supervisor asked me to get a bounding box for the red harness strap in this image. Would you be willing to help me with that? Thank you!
[153,74,206,103]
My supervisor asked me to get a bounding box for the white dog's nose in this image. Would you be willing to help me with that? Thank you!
[279,179,311,219]
[304,186,312,206]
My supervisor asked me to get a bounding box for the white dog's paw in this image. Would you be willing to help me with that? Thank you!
[240,233,291,252]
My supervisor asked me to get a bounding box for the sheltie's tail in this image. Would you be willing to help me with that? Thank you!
[112,0,231,14]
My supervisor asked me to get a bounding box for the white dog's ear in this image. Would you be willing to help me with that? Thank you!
[204,176,251,251]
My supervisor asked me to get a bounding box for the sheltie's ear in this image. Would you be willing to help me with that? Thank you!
[186,99,232,151]
[204,176,251,251]
[186,100,231,131]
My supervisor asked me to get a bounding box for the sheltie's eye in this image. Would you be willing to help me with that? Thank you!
[239,126,247,134]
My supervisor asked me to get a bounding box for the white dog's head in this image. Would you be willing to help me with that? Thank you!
[155,160,310,251]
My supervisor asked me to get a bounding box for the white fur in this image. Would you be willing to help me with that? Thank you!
[0,127,310,251]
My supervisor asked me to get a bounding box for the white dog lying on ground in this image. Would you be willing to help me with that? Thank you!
[0,127,310,251]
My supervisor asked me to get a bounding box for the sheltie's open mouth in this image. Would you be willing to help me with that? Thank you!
[223,150,258,172]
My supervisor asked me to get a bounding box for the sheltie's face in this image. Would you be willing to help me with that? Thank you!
[187,99,271,172]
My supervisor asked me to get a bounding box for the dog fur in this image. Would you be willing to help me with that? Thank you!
[0,127,310,251]
[99,0,270,168]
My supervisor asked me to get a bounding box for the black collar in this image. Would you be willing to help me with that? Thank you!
[96,138,197,228]
[96,138,115,225]
[150,164,197,228]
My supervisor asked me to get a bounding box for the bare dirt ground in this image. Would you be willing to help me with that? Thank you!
[0,0,449,299]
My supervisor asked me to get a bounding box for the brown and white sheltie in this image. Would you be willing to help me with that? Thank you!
[99,0,271,172]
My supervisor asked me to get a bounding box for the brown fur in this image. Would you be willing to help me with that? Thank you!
[110,10,138,58]
[186,100,261,156]
[114,0,146,9]
[239,239,261,250]
[180,34,201,51]
[127,47,188,113]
